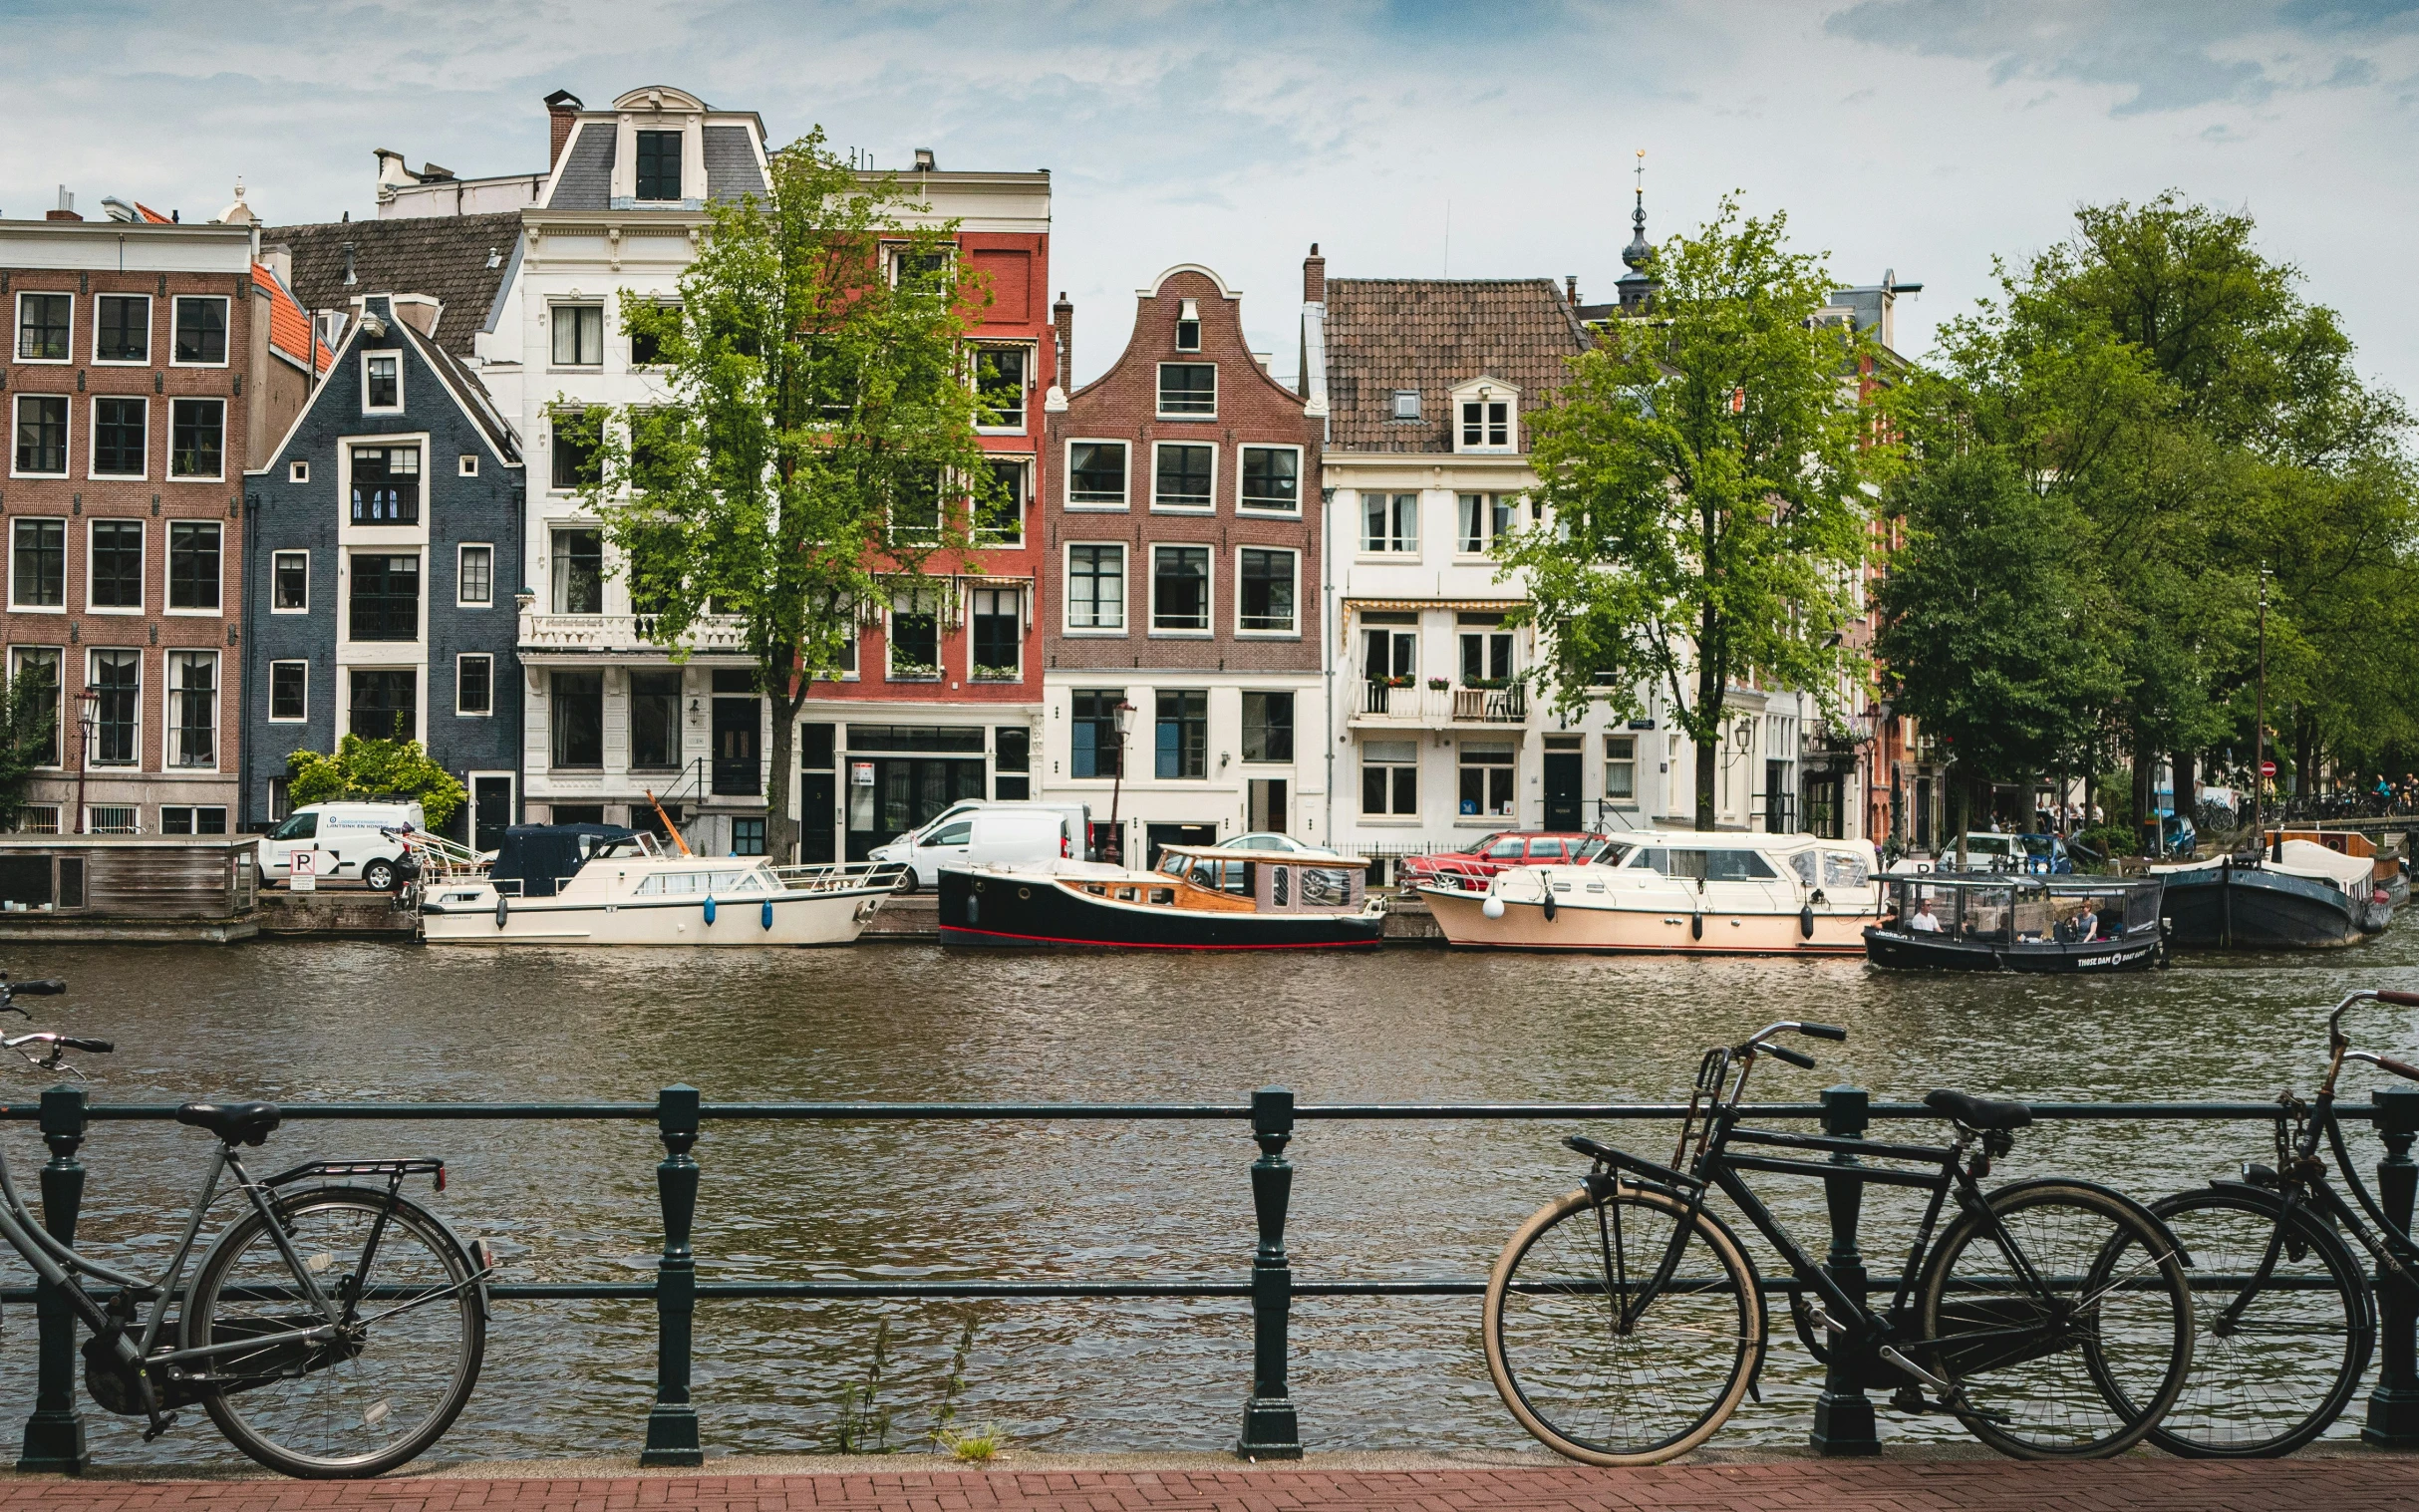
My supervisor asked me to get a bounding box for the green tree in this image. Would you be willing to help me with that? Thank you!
[0,673,58,831]
[1874,450,2121,858]
[569,129,999,863]
[1503,197,1887,830]
[286,736,466,828]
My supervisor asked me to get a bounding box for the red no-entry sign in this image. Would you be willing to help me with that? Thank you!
[2261,760,2278,777]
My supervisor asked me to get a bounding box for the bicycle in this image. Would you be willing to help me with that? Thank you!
[0,972,492,1478]
[2144,987,2419,1457]
[1483,1021,2196,1464]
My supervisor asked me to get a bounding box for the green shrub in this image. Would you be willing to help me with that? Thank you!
[286,736,466,828]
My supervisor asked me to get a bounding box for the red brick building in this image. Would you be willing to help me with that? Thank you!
[3,197,320,835]
[1039,265,1327,863]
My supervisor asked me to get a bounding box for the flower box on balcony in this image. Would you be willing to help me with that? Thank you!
[1426,678,1450,691]
[971,664,1021,683]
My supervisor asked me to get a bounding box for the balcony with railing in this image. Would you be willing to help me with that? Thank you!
[519,613,753,659]
[1349,672,1528,729]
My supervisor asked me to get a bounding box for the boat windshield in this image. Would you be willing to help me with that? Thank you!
[1592,842,1637,868]
[634,867,771,896]
[1636,846,1779,881]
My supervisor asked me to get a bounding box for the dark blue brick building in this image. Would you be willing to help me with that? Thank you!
[241,293,525,847]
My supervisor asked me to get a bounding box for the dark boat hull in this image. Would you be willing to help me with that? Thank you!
[2160,864,2386,949]
[1863,926,2164,973]
[937,868,1384,951]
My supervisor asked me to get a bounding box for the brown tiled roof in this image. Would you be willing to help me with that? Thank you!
[1323,278,1590,454]
[263,212,522,358]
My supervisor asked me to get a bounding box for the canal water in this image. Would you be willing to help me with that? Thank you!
[4,932,2417,1467]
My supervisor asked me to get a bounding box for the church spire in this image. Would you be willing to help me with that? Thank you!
[1617,149,1657,312]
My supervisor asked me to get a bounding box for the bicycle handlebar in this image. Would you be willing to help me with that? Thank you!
[7,980,65,997]
[1766,1044,1818,1070]
[1799,1023,1848,1042]
[4,1034,109,1054]
[2379,991,2419,1008]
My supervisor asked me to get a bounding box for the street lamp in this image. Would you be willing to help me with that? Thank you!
[74,687,100,836]
[1106,700,1136,865]
[1850,701,1891,846]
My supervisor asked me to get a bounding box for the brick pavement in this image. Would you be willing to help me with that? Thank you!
[0,1459,2415,1512]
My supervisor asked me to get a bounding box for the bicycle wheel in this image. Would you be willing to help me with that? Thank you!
[2146,1185,2373,1456]
[1483,1182,1763,1465]
[1917,1180,2194,1459]
[182,1185,484,1478]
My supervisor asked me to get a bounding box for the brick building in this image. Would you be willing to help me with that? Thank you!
[1040,265,1327,864]
[3,195,319,835]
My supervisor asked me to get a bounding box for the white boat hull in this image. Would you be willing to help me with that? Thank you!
[1421,883,1876,955]
[423,886,889,946]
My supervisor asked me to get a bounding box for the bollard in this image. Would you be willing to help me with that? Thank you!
[2365,1083,2419,1447]
[1236,1085,1302,1459]
[1809,1083,1881,1455]
[642,1084,704,1466]
[18,1085,88,1473]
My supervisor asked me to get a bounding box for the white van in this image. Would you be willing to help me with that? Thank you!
[257,801,428,889]
[962,809,1072,872]
[869,800,1090,892]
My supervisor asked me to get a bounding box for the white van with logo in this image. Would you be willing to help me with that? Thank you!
[868,800,1090,892]
[257,801,428,889]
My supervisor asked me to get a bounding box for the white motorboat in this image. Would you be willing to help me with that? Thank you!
[1420,830,1885,955]
[421,824,900,946]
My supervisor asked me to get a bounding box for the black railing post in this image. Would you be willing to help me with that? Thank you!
[2365,1083,2419,1447]
[1809,1082,1880,1456]
[18,1084,88,1473]
[1236,1085,1302,1459]
[642,1083,704,1466]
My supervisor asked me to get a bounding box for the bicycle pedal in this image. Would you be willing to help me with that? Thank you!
[1805,1304,1848,1339]
[141,1410,177,1442]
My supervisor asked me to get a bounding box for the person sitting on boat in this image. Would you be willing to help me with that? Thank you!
[1908,899,1943,933]
[2074,903,2101,941]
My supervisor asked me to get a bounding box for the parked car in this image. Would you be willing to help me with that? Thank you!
[1397,832,1603,892]
[257,800,429,890]
[870,800,1091,892]
[1227,832,1319,852]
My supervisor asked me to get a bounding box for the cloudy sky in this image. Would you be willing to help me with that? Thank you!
[6,0,2416,392]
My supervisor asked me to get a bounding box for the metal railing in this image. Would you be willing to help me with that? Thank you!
[519,613,751,655]
[5,1083,2419,1471]
[1353,681,1527,726]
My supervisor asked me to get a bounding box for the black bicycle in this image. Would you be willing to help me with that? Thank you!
[1483,1020,2196,1464]
[0,973,491,1478]
[2145,987,2419,1456]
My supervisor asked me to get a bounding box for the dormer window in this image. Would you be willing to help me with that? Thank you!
[1175,299,1201,352]
[1450,379,1519,453]
[635,131,682,201]
[1390,390,1420,421]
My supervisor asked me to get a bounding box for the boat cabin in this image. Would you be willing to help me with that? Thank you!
[1881,874,2160,946]
[1062,843,1369,915]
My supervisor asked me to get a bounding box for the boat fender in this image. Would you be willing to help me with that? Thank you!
[1800,905,1816,940]
[1691,913,1703,941]
[966,893,980,924]
[762,898,774,930]
[495,893,508,931]
[1542,891,1558,922]
[1481,896,1506,920]
[704,894,717,926]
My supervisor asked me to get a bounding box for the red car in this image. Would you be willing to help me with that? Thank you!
[1399,832,1603,891]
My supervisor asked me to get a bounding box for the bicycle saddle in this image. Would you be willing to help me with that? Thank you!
[175,1100,282,1147]
[1924,1089,2032,1132]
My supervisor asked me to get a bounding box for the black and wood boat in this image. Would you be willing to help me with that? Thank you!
[937,843,1386,951]
[1864,873,2167,972]
[2264,829,2408,911]
[2153,839,2394,949]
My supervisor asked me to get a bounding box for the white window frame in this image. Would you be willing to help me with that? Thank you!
[169,294,231,369]
[1234,545,1299,637]
[1389,389,1420,421]
[978,455,1029,546]
[289,458,310,483]
[967,587,1023,681]
[1148,542,1213,638]
[167,396,226,481]
[1456,491,1520,555]
[7,519,67,614]
[9,394,70,479]
[886,244,957,291]
[267,659,309,723]
[14,292,72,365]
[361,350,404,414]
[85,517,144,615]
[87,647,141,768]
[886,587,945,681]
[271,550,310,614]
[1062,541,1126,636]
[164,519,223,617]
[1456,744,1518,822]
[1155,361,1217,420]
[1605,734,1638,807]
[90,292,151,367]
[8,647,64,767]
[1361,740,1419,818]
[86,395,147,480]
[1236,444,1303,515]
[1455,389,1515,453]
[1149,440,1217,513]
[1360,490,1420,554]
[974,344,1032,435]
[549,303,606,369]
[157,804,229,836]
[1062,438,1131,510]
[165,648,219,771]
[458,453,479,477]
[455,653,494,717]
[456,542,494,608]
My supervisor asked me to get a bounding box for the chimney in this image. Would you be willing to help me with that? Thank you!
[44,185,80,222]
[1565,275,1579,307]
[1052,292,1073,387]
[1303,242,1325,304]
[545,90,584,172]
[342,241,358,287]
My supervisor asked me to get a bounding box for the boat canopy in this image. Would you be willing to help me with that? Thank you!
[490,824,648,899]
[1885,874,2160,944]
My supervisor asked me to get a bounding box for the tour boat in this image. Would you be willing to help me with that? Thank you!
[2263,829,2408,911]
[421,824,901,946]
[935,843,1386,950]
[1863,873,2167,973]
[2152,838,2395,950]
[1419,831,1885,955]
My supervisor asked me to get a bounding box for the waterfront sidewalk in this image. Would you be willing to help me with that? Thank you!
[2,1454,2416,1512]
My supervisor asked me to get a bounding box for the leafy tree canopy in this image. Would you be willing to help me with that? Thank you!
[286,736,466,828]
